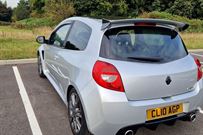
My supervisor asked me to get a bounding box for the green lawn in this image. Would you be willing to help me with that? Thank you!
[0,26,51,60]
[0,26,203,60]
[0,38,39,59]
[181,33,203,49]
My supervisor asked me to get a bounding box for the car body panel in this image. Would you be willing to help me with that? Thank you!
[80,78,203,135]
[99,55,197,101]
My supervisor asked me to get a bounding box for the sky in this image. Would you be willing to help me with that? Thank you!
[2,0,19,8]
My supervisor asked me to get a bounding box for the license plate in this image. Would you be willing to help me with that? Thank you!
[146,103,183,121]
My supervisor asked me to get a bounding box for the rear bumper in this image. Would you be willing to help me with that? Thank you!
[116,110,198,135]
[80,79,203,135]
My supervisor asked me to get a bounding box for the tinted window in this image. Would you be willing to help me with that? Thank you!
[100,26,187,63]
[65,21,92,50]
[49,24,70,47]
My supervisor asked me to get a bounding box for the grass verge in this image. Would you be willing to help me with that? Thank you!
[0,26,52,60]
[181,33,203,49]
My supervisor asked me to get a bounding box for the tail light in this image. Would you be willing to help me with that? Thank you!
[92,61,125,92]
[194,58,202,81]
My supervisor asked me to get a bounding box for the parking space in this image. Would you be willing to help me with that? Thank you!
[17,64,73,135]
[0,65,32,135]
[1,63,203,135]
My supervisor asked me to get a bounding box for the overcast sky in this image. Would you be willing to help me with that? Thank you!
[3,0,19,8]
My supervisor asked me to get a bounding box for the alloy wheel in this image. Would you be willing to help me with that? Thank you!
[69,92,83,134]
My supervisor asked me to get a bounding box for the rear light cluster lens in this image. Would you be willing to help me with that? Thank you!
[92,61,125,92]
[194,58,202,81]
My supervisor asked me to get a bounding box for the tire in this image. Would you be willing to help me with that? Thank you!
[68,88,91,135]
[38,54,46,78]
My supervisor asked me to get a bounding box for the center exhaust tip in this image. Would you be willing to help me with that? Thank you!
[125,130,134,135]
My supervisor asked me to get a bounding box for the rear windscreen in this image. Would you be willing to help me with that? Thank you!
[100,26,188,63]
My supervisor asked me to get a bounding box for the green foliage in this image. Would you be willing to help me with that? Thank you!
[74,0,98,16]
[73,0,203,19]
[13,17,55,29]
[152,0,162,11]
[91,1,112,16]
[139,11,203,32]
[29,0,45,14]
[3,0,203,30]
[112,0,128,16]
[13,0,31,21]
[74,0,128,17]
[167,0,193,18]
[45,0,75,23]
[0,21,11,25]
[0,1,12,22]
[192,0,203,19]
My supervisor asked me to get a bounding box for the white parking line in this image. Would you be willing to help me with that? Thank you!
[191,53,203,64]
[191,53,203,58]
[13,66,43,135]
[197,107,203,114]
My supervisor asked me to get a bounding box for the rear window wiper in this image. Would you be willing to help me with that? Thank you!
[127,56,163,62]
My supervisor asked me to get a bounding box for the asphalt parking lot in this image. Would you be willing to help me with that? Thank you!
[0,51,203,135]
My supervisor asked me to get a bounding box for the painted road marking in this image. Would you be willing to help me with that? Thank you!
[191,53,203,64]
[191,53,203,58]
[197,107,203,114]
[13,66,43,135]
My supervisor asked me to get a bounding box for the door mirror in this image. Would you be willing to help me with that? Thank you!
[36,36,47,44]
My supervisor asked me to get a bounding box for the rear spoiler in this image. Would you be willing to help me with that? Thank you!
[101,18,189,31]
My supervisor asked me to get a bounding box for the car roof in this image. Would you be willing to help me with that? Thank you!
[62,17,102,30]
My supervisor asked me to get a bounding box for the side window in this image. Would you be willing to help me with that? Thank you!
[49,24,70,47]
[64,21,92,50]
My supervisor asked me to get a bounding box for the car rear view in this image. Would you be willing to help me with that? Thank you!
[100,25,196,101]
[86,19,203,135]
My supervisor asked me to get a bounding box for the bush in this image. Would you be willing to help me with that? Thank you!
[139,11,203,32]
[12,17,56,29]
[0,21,11,26]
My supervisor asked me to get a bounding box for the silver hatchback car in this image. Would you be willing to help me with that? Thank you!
[36,17,203,135]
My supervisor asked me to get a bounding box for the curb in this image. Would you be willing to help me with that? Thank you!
[188,49,203,52]
[0,58,37,65]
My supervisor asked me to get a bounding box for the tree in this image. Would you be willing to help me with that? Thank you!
[45,0,75,23]
[0,1,12,22]
[152,0,162,11]
[73,0,128,17]
[13,0,31,21]
[126,0,155,16]
[112,0,128,16]
[192,0,203,19]
[73,0,98,16]
[29,0,45,14]
[91,1,112,16]
[168,0,193,18]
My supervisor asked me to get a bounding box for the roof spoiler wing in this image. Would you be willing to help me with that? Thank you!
[101,18,189,31]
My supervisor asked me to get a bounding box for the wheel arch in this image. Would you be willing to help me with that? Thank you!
[38,45,45,59]
[67,85,74,101]
[66,84,92,134]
